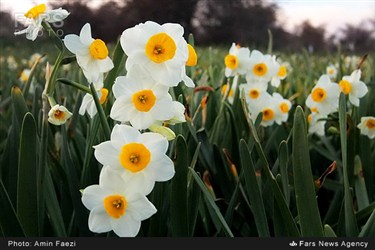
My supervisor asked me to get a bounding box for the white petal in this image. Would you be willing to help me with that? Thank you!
[64,35,88,55]
[98,57,114,73]
[110,124,140,149]
[123,171,155,195]
[355,81,368,98]
[349,95,360,107]
[111,214,141,237]
[150,155,175,182]
[79,93,93,115]
[88,206,112,233]
[127,193,157,221]
[80,23,94,46]
[130,112,155,130]
[110,97,136,123]
[45,8,70,23]
[94,141,120,167]
[82,185,108,210]
[139,132,168,157]
[162,23,184,38]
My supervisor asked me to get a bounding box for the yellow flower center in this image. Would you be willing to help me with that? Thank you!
[224,55,238,69]
[307,114,312,124]
[253,63,268,77]
[311,87,327,102]
[248,89,260,99]
[119,143,151,172]
[278,65,287,78]
[339,80,352,95]
[279,102,289,113]
[262,108,274,121]
[20,71,29,82]
[54,110,65,120]
[99,88,109,104]
[311,107,318,113]
[103,195,127,219]
[132,89,156,112]
[186,44,197,66]
[24,3,46,19]
[365,119,375,129]
[221,84,234,97]
[89,39,109,60]
[328,69,334,75]
[145,32,176,63]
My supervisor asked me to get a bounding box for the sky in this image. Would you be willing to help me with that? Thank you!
[1,0,374,36]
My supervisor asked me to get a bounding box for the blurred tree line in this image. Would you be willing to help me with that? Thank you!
[1,0,374,53]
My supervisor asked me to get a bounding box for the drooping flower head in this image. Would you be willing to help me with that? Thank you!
[79,82,109,118]
[48,104,72,126]
[306,75,340,115]
[224,43,250,77]
[357,116,375,139]
[120,21,193,87]
[94,125,175,195]
[110,65,181,129]
[338,69,368,107]
[64,23,114,83]
[14,3,70,41]
[82,166,157,237]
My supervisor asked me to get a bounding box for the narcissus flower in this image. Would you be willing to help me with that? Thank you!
[64,23,114,83]
[308,111,327,136]
[48,104,72,125]
[111,65,178,129]
[14,4,69,41]
[326,64,338,80]
[120,21,193,87]
[270,57,287,87]
[186,44,197,66]
[94,124,175,195]
[79,82,109,118]
[224,43,250,77]
[239,80,268,108]
[221,84,235,104]
[19,69,31,82]
[82,166,157,237]
[272,93,292,125]
[246,50,278,82]
[306,75,340,115]
[357,116,375,139]
[338,69,368,106]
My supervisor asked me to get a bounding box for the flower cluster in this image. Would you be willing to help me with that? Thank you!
[306,70,369,137]
[65,21,197,236]
[223,43,291,127]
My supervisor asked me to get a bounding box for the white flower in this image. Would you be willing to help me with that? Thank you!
[306,75,340,115]
[239,80,268,108]
[246,50,278,83]
[14,4,69,41]
[224,43,250,77]
[19,69,31,82]
[79,82,109,118]
[272,93,292,125]
[326,64,337,80]
[63,23,114,83]
[256,94,278,127]
[48,104,72,125]
[82,166,157,237]
[308,112,327,136]
[357,116,375,139]
[120,21,193,87]
[270,57,287,88]
[338,69,368,107]
[94,124,175,195]
[221,84,235,104]
[110,65,178,129]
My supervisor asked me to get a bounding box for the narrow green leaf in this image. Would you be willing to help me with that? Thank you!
[0,180,25,236]
[17,113,38,236]
[338,93,359,236]
[170,135,189,236]
[353,155,369,210]
[324,224,337,237]
[89,83,111,140]
[279,140,290,205]
[239,139,270,237]
[188,175,201,236]
[11,86,29,125]
[359,208,375,237]
[57,78,91,94]
[292,106,323,236]
[189,167,234,237]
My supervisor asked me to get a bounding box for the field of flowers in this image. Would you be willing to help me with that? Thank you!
[0,4,374,237]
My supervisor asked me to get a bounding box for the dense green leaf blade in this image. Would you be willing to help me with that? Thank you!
[338,93,359,236]
[0,180,25,236]
[189,167,234,237]
[292,106,323,236]
[17,113,38,236]
[170,135,189,236]
[239,139,270,237]
[324,224,337,237]
[359,209,375,237]
[278,140,290,205]
[353,156,369,211]
[11,86,29,125]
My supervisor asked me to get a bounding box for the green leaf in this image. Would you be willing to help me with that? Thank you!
[170,135,189,236]
[239,139,270,237]
[278,140,290,205]
[338,93,359,236]
[359,208,375,237]
[324,224,337,237]
[104,39,125,91]
[17,113,38,236]
[0,180,25,236]
[353,155,369,211]
[89,83,111,140]
[11,86,29,125]
[189,167,234,237]
[292,106,323,236]
[187,174,201,236]
[57,78,90,94]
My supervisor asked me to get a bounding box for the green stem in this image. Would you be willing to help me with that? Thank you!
[89,83,111,140]
[57,78,91,94]
[41,21,63,50]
